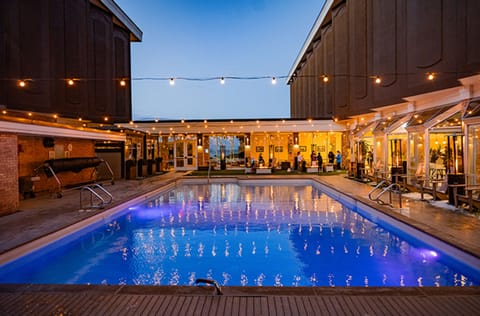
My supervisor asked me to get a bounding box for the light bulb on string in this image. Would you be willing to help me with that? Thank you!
[220,77,225,85]
[271,77,277,85]
[169,78,175,86]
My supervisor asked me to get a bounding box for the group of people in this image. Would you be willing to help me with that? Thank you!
[294,150,342,171]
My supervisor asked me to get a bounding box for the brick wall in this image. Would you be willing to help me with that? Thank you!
[18,136,96,193]
[0,133,19,215]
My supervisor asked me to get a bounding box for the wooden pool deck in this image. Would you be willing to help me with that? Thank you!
[1,285,479,316]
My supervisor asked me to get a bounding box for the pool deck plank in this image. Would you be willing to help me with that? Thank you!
[1,172,480,315]
[1,286,480,315]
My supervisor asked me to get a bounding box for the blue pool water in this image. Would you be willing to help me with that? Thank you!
[0,183,478,287]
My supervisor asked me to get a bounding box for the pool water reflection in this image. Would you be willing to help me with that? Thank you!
[0,183,477,286]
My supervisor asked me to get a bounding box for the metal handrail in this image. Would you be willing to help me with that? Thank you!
[368,180,403,208]
[80,184,113,209]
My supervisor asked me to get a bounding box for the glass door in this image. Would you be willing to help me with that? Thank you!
[174,139,197,170]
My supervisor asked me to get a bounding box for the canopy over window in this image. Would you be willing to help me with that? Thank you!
[463,99,480,119]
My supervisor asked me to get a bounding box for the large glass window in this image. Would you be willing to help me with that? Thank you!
[467,124,480,185]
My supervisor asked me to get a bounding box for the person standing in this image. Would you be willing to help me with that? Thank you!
[328,151,334,164]
[336,150,342,170]
[297,152,304,172]
[317,152,323,172]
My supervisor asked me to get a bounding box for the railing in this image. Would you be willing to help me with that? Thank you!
[195,278,223,295]
[368,180,403,208]
[80,184,113,210]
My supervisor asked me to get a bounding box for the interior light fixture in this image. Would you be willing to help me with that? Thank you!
[374,76,382,84]
[322,75,329,83]
[427,73,435,81]
[18,80,27,87]
[120,79,127,86]
[67,79,75,86]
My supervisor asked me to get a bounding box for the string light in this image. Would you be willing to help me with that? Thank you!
[9,70,465,89]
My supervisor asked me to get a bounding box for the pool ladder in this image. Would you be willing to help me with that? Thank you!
[195,278,223,295]
[80,184,113,210]
[368,180,403,208]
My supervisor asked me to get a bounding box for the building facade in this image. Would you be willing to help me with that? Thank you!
[288,0,480,190]
[0,0,142,214]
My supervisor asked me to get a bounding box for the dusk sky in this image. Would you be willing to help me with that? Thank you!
[115,0,326,121]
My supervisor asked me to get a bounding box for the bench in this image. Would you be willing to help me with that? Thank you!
[256,167,272,174]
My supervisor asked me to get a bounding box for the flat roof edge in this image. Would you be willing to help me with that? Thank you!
[100,0,143,41]
[286,0,333,83]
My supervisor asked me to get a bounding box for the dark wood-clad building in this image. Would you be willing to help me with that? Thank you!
[0,0,142,214]
[0,0,142,122]
[288,0,480,120]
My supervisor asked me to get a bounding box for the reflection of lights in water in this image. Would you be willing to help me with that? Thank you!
[364,276,369,287]
[222,272,231,286]
[292,275,301,286]
[255,273,266,286]
[185,242,192,257]
[417,277,423,287]
[264,245,269,255]
[346,275,352,286]
[400,275,405,286]
[211,244,217,257]
[252,241,256,255]
[382,274,388,285]
[315,246,321,255]
[198,242,204,257]
[225,241,230,257]
[188,272,196,285]
[310,273,318,285]
[383,245,389,257]
[274,274,283,287]
[238,243,243,257]
[240,274,248,286]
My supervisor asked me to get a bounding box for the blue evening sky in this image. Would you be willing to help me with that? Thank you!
[115,0,325,121]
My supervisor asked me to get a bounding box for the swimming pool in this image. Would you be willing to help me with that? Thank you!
[0,180,478,287]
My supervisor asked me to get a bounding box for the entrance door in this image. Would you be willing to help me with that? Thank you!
[174,140,197,170]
